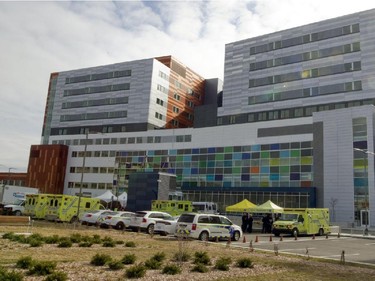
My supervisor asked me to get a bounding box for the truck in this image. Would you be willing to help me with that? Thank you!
[0,185,39,215]
[24,194,51,219]
[272,208,330,237]
[44,194,105,223]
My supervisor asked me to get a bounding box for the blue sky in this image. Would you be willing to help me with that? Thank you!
[0,0,374,172]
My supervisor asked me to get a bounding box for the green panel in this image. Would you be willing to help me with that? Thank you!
[215,154,224,160]
[232,167,241,174]
[154,156,161,163]
[291,150,301,157]
[260,181,269,187]
[269,158,280,166]
[261,151,270,158]
[224,147,233,153]
[199,161,207,168]
[176,155,183,162]
[280,166,290,173]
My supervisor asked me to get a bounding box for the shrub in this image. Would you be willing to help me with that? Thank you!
[193,251,211,265]
[162,264,181,275]
[16,256,34,269]
[57,238,72,248]
[2,232,16,240]
[43,235,60,244]
[80,235,92,242]
[29,238,43,247]
[28,261,57,276]
[78,241,92,247]
[121,254,136,265]
[69,233,82,243]
[191,263,209,273]
[125,264,146,279]
[90,253,112,266]
[91,234,102,244]
[0,267,24,281]
[152,251,166,262]
[236,257,253,268]
[144,258,162,270]
[173,251,190,262]
[44,271,68,281]
[102,240,116,247]
[214,257,231,271]
[108,260,124,270]
[115,240,125,245]
[125,241,136,248]
[28,233,44,241]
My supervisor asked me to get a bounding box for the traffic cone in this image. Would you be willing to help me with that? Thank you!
[269,235,273,242]
[337,232,341,238]
[255,235,259,243]
[326,234,328,239]
[312,234,315,240]
[243,235,246,243]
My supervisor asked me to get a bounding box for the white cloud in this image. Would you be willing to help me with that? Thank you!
[0,0,374,171]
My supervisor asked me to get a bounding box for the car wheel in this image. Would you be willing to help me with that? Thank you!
[292,228,299,237]
[199,231,209,241]
[232,231,240,241]
[116,222,125,230]
[14,210,21,216]
[147,224,155,234]
[318,228,324,236]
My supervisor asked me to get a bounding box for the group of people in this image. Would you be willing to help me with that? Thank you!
[241,212,254,233]
[242,213,274,234]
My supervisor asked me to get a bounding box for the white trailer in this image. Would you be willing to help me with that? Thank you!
[0,185,39,215]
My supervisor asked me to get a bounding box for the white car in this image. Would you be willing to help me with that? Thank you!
[81,210,112,226]
[101,211,135,230]
[154,216,180,236]
[175,213,242,241]
[128,211,173,234]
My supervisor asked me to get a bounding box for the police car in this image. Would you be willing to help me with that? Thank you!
[175,213,242,241]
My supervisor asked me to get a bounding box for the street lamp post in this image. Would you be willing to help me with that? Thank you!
[353,148,372,235]
[76,131,89,221]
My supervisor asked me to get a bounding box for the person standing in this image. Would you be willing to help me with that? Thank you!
[247,214,253,233]
[241,212,249,233]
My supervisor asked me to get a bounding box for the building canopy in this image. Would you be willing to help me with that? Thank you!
[225,199,257,212]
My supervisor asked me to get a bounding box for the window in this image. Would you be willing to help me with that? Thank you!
[172,106,180,113]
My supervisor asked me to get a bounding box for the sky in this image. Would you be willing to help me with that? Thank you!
[0,0,374,172]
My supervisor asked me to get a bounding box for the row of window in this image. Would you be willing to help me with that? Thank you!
[250,23,359,55]
[250,42,360,71]
[65,70,131,84]
[60,110,127,122]
[67,182,113,190]
[248,81,362,105]
[159,71,169,81]
[53,134,193,146]
[63,83,130,97]
[218,99,375,125]
[69,166,114,174]
[62,96,129,109]
[249,61,361,88]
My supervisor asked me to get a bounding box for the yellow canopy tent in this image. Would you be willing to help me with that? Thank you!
[249,200,284,213]
[225,199,257,212]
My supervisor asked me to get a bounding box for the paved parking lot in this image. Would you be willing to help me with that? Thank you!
[225,233,375,266]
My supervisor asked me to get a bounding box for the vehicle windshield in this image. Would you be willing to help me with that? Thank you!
[13,199,25,205]
[278,214,298,221]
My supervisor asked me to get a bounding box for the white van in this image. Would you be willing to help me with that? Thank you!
[175,213,242,241]
[192,202,218,214]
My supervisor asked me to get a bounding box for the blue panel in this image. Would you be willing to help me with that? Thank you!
[241,174,250,181]
[270,174,280,180]
[192,148,200,154]
[208,147,216,153]
[207,161,215,168]
[224,160,232,167]
[206,175,214,181]
[270,143,280,150]
[215,174,223,181]
[353,141,367,150]
[280,150,290,158]
[290,173,300,180]
[148,151,155,156]
[233,153,242,160]
[167,168,175,174]
[191,168,198,174]
[169,149,177,155]
[183,155,192,162]
[242,153,251,159]
[183,168,190,175]
[261,166,270,173]
[354,178,368,186]
[223,181,231,187]
[251,144,261,152]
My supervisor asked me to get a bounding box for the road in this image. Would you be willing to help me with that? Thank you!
[225,233,375,266]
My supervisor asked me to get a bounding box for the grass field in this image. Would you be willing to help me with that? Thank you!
[0,221,375,280]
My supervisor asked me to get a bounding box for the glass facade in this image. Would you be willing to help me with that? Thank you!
[115,141,313,190]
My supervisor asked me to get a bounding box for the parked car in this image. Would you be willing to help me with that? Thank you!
[128,211,173,234]
[175,213,242,241]
[154,216,180,236]
[81,210,112,226]
[101,211,135,230]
